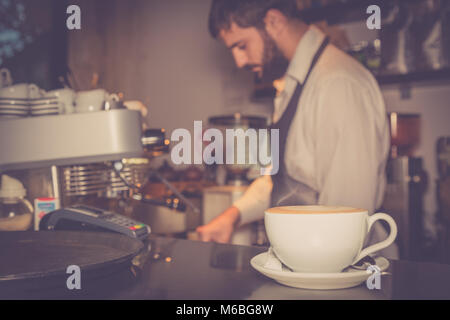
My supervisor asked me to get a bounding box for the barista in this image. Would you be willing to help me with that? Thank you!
[196,0,397,258]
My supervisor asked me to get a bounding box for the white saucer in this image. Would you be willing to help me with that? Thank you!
[250,251,389,290]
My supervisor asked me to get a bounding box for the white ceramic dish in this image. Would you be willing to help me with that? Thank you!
[250,251,389,290]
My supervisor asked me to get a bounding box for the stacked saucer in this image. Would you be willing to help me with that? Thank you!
[0,98,29,119]
[29,97,61,117]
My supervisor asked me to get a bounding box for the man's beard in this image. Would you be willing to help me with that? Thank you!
[258,30,289,83]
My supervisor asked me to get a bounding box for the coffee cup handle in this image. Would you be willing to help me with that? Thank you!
[351,213,397,265]
[1,68,12,87]
[28,84,44,97]
[108,93,120,101]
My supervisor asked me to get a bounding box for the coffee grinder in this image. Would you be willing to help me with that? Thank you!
[202,114,269,246]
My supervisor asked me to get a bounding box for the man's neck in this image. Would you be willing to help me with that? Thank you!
[279,22,309,61]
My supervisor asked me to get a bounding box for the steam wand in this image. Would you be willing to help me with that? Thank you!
[148,169,201,214]
[113,161,200,213]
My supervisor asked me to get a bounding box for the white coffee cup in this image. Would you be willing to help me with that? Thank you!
[0,68,12,88]
[75,89,110,113]
[0,83,42,99]
[46,88,76,114]
[264,205,397,273]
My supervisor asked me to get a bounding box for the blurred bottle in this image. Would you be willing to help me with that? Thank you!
[0,175,33,231]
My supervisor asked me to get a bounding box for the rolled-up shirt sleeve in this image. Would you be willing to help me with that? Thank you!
[233,174,273,226]
[313,75,387,214]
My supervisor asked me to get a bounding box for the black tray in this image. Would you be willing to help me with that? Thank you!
[0,231,145,299]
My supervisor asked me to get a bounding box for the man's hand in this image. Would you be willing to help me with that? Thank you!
[196,206,241,243]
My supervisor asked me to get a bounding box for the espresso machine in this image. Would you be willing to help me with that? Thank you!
[381,113,427,260]
[0,109,170,231]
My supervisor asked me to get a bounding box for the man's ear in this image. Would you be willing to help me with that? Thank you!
[264,9,288,38]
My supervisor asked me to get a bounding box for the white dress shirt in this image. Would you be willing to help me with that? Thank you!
[233,26,396,256]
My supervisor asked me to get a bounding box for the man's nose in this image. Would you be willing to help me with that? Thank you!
[232,51,248,69]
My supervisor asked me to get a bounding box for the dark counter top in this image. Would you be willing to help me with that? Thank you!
[5,235,450,299]
[106,235,450,300]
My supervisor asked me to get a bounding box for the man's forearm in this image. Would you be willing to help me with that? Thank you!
[233,175,273,226]
[224,206,241,227]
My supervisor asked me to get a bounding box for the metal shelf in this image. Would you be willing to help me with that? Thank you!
[376,68,450,87]
[299,1,450,87]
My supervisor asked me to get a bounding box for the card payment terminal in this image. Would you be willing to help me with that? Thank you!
[39,205,151,241]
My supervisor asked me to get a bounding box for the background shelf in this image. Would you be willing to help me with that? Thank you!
[376,68,450,87]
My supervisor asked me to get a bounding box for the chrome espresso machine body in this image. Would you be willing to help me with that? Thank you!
[0,109,167,230]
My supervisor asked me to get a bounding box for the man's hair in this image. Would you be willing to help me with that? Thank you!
[208,0,302,38]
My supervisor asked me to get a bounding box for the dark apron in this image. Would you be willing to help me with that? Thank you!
[270,37,329,207]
